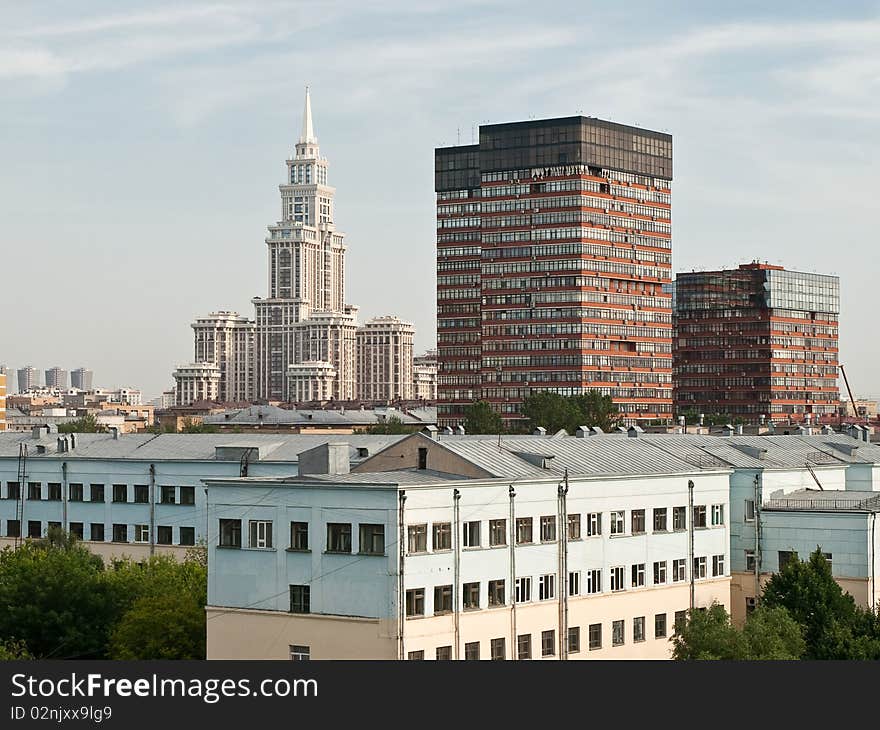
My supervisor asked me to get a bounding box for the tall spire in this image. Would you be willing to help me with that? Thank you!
[299,85,316,145]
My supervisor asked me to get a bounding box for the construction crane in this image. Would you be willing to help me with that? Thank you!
[839,364,862,423]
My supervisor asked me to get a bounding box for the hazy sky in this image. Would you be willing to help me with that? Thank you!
[2,1,878,399]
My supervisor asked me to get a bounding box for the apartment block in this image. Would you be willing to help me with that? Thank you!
[70,368,94,391]
[356,316,415,402]
[674,263,840,422]
[173,363,221,406]
[44,367,68,390]
[435,116,673,429]
[192,312,255,402]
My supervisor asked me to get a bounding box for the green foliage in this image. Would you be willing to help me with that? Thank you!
[463,400,503,434]
[178,418,218,434]
[57,413,104,433]
[109,593,205,660]
[740,606,805,660]
[0,639,33,660]
[571,391,622,432]
[521,391,621,434]
[365,415,417,435]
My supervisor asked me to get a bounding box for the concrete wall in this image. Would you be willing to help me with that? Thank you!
[353,435,490,478]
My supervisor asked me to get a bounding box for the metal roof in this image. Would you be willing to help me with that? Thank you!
[203,405,436,426]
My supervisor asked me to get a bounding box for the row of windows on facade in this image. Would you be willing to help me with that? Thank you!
[2,482,195,505]
[400,557,725,617]
[405,612,687,660]
[218,519,384,554]
[2,520,195,545]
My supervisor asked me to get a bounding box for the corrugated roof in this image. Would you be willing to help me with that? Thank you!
[203,405,436,426]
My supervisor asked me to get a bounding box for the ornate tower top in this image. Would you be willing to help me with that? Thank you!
[299,86,316,145]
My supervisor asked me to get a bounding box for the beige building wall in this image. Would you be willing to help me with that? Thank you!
[353,435,491,479]
[206,607,397,659]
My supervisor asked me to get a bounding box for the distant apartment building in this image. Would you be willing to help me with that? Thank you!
[287,361,337,403]
[435,116,673,429]
[0,373,6,431]
[192,312,255,402]
[17,367,40,393]
[356,316,415,402]
[413,350,438,401]
[44,367,68,390]
[173,363,221,406]
[70,368,94,391]
[674,263,840,422]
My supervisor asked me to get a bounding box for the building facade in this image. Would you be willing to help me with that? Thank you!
[192,311,255,402]
[17,367,40,394]
[356,316,415,402]
[413,350,438,402]
[0,373,5,431]
[70,368,94,391]
[674,263,840,422]
[287,361,337,403]
[435,117,673,430]
[173,363,221,406]
[44,367,68,390]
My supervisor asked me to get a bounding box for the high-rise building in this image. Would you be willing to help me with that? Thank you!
[173,363,221,407]
[17,366,39,393]
[45,366,68,390]
[287,361,337,402]
[356,316,415,402]
[413,350,438,401]
[673,262,840,422]
[435,117,673,429]
[192,312,255,402]
[70,368,94,391]
[0,372,6,431]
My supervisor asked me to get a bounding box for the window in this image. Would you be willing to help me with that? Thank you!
[434,584,453,614]
[69,522,84,540]
[90,484,104,503]
[515,576,532,603]
[69,483,83,502]
[418,447,428,470]
[7,482,20,501]
[655,613,667,638]
[631,563,645,588]
[672,558,686,582]
[463,582,480,610]
[464,642,480,660]
[515,517,533,544]
[822,552,832,568]
[568,571,580,596]
[219,519,241,548]
[612,620,624,646]
[693,505,707,528]
[712,554,725,577]
[6,520,20,538]
[48,521,61,533]
[289,645,310,661]
[407,650,424,661]
[491,638,506,660]
[112,523,128,543]
[179,527,195,546]
[568,626,580,653]
[433,522,451,551]
[463,520,481,548]
[610,566,625,592]
[28,483,41,501]
[359,524,385,555]
[90,523,104,542]
[112,484,127,503]
[180,486,195,506]
[610,510,624,535]
[160,486,176,504]
[27,521,41,538]
[47,483,61,501]
[517,634,532,660]
[653,507,667,532]
[693,556,707,579]
[745,550,756,571]
[541,630,555,657]
[711,504,724,526]
[436,646,452,660]
[586,512,601,536]
[778,550,798,571]
[567,513,581,540]
[634,616,645,643]
[538,573,555,601]
[406,588,425,617]
[744,499,756,522]
[489,519,506,546]
[631,509,645,534]
[672,506,686,531]
[407,524,427,553]
[134,524,149,543]
[290,585,310,613]
[249,520,273,549]
[134,485,149,504]
[745,597,757,615]
[653,560,667,585]
[589,623,602,650]
[674,610,687,633]
[157,526,172,545]
[586,569,602,594]
[540,515,556,542]
[327,523,352,553]
[488,579,505,607]
[290,522,309,551]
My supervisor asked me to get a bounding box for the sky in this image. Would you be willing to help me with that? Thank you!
[2,0,879,400]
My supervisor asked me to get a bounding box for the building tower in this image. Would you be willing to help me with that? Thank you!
[253,88,350,401]
[45,367,68,390]
[356,316,415,402]
[173,363,222,407]
[192,312,255,402]
[17,366,40,393]
[435,117,673,429]
[673,263,840,422]
[70,368,94,391]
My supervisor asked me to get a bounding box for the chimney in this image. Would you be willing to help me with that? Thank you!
[109,426,120,440]
[678,415,685,427]
[69,433,76,450]
[575,426,589,438]
[736,424,744,435]
[627,425,644,438]
[699,413,705,427]
[421,425,439,440]
[297,442,350,476]
[722,424,734,437]
[57,436,66,453]
[454,424,465,436]
[589,426,604,436]
[759,414,766,426]
[533,426,547,436]
[442,426,453,436]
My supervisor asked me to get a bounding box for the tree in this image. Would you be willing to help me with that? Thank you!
[463,401,503,434]
[520,392,580,434]
[57,414,103,433]
[365,415,416,435]
[571,391,621,432]
[740,606,805,660]
[178,418,218,434]
[0,639,32,660]
[109,593,205,659]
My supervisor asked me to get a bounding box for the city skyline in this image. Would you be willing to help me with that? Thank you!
[3,2,879,398]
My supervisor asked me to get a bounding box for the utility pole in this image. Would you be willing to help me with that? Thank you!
[557,470,569,659]
[453,489,461,660]
[398,491,406,660]
[754,474,761,604]
[509,485,516,660]
[688,479,695,612]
